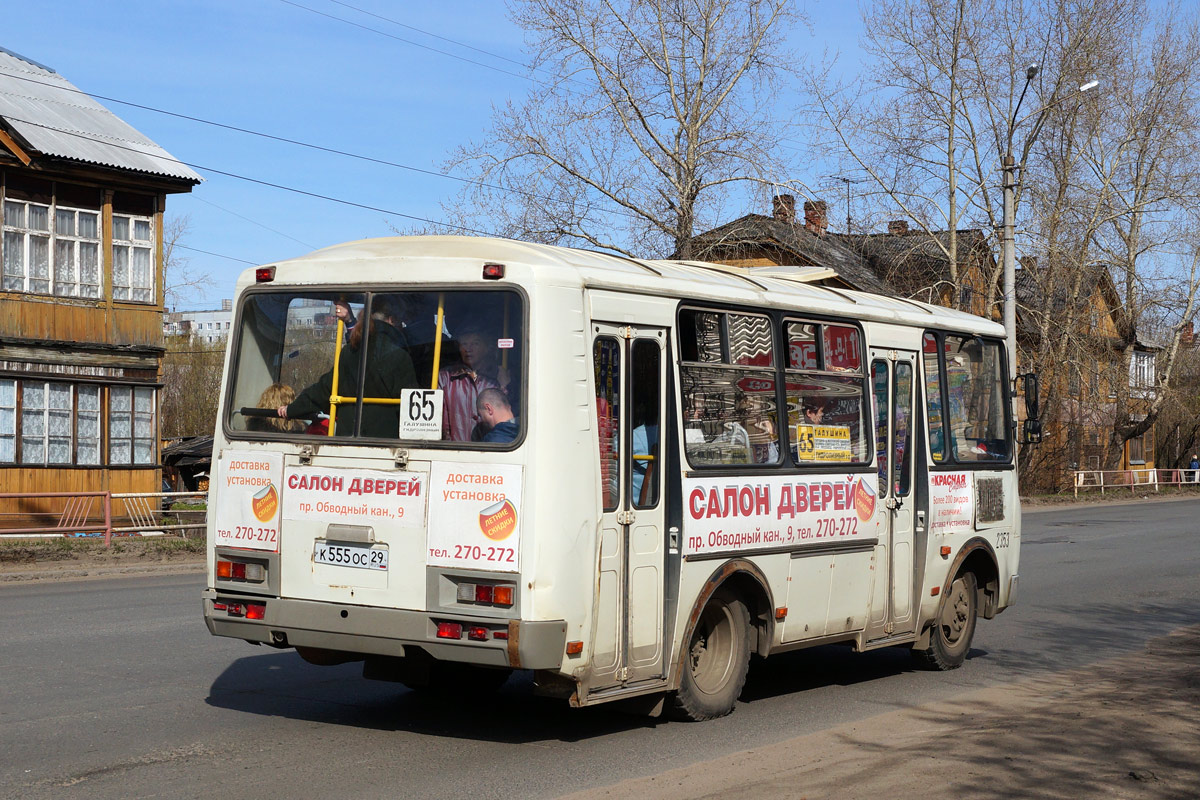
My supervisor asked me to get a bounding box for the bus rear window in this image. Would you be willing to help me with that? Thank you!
[227,289,524,445]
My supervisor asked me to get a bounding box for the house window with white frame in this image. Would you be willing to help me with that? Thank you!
[21,381,73,465]
[112,214,155,302]
[109,385,155,464]
[0,379,15,462]
[1130,351,1155,389]
[3,199,52,293]
[77,385,101,465]
[53,206,102,298]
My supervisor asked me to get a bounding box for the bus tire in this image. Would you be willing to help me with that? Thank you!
[914,571,978,670]
[669,589,752,721]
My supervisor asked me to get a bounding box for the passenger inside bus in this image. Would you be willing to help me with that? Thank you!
[632,421,658,502]
[476,388,519,443]
[438,325,511,441]
[247,383,305,433]
[802,396,826,424]
[277,297,419,437]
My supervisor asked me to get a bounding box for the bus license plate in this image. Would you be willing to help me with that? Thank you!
[313,542,388,571]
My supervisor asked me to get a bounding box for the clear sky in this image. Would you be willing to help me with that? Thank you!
[4,1,863,309]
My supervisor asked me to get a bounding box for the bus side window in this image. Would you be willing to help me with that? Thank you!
[872,361,888,496]
[630,339,660,508]
[923,332,946,463]
[594,338,621,511]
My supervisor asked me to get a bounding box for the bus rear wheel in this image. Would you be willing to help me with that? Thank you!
[669,589,752,721]
[914,571,978,670]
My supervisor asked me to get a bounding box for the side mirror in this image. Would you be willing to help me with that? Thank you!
[1022,372,1040,419]
[1023,418,1043,444]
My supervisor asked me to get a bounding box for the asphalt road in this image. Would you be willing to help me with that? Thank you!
[2,498,1199,800]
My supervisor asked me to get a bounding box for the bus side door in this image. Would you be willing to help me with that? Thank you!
[591,324,668,688]
[867,349,918,639]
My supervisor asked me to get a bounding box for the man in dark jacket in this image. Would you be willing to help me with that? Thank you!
[278,299,418,438]
[477,388,519,443]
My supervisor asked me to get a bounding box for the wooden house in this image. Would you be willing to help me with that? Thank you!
[0,47,200,504]
[1016,263,1158,482]
[690,197,1156,490]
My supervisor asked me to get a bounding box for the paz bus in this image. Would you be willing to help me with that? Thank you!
[203,236,1033,720]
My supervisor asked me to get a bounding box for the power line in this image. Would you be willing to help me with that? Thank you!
[174,244,259,265]
[276,0,536,85]
[188,195,315,249]
[1,114,498,237]
[0,71,641,223]
[323,0,531,71]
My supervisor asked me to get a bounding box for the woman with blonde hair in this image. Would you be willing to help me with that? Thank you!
[250,383,305,432]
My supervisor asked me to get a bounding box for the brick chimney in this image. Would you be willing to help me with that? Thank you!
[772,194,796,223]
[803,200,828,236]
[888,219,909,235]
[1183,322,1196,349]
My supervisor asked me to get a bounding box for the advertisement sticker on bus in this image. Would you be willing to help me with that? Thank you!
[682,473,882,557]
[214,450,283,552]
[281,466,428,527]
[428,462,523,571]
[792,424,852,461]
[929,471,974,533]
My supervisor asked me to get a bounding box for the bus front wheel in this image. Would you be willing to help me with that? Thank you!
[914,571,978,670]
[669,589,752,721]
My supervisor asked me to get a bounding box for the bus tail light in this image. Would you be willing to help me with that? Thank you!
[256,266,275,282]
[566,641,583,655]
[467,626,489,641]
[482,263,505,280]
[245,603,266,620]
[456,581,514,607]
[216,559,265,583]
[492,585,514,606]
[436,622,463,640]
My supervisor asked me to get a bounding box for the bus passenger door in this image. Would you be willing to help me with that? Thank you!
[867,350,918,640]
[591,324,667,690]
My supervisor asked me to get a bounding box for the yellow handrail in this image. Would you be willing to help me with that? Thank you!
[327,317,345,436]
[430,293,445,390]
[325,307,423,436]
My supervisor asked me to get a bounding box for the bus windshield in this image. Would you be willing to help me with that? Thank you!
[226,288,524,445]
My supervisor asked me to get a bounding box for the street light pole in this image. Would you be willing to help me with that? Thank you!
[1001,67,1098,377]
[1002,64,1039,376]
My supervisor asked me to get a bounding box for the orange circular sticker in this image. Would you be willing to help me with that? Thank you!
[478,498,518,541]
[252,484,279,523]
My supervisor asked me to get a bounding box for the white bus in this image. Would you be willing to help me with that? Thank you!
[203,236,1031,720]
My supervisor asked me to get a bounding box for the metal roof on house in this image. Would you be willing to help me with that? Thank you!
[0,48,201,183]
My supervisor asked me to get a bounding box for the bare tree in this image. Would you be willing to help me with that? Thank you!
[160,334,225,438]
[162,214,213,310]
[447,0,802,258]
[808,0,1200,486]
[806,0,1119,313]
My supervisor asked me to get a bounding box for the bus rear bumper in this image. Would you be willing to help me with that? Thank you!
[202,589,567,670]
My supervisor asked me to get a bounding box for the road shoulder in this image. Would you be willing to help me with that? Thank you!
[561,625,1200,800]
